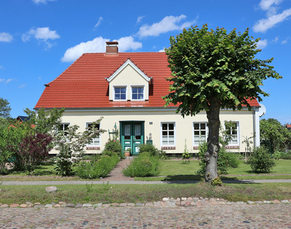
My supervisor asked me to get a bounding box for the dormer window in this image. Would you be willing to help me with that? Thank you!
[114,86,127,101]
[131,86,144,101]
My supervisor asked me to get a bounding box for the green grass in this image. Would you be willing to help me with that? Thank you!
[0,182,290,205]
[135,159,291,181]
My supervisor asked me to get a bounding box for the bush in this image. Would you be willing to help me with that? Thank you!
[123,153,160,177]
[196,142,239,175]
[103,140,122,157]
[247,146,276,173]
[139,144,159,156]
[273,150,291,160]
[77,154,119,179]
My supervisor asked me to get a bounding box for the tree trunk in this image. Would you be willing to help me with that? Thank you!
[205,98,220,183]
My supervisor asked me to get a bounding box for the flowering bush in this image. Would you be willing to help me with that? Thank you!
[77,154,119,179]
[54,119,105,176]
[123,153,160,177]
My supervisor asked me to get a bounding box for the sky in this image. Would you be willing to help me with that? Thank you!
[0,0,290,124]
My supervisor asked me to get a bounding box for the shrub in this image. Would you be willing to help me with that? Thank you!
[123,153,160,177]
[77,154,119,179]
[247,146,276,173]
[103,140,122,157]
[273,150,291,160]
[139,144,159,156]
[197,142,238,175]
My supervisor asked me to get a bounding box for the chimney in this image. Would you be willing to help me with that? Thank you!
[106,41,118,54]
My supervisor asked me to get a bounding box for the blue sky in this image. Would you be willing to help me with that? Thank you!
[0,0,290,124]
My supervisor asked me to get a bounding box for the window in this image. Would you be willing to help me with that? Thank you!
[131,86,144,100]
[114,87,126,101]
[161,122,175,146]
[193,122,208,146]
[225,122,239,145]
[86,122,101,146]
[58,123,69,136]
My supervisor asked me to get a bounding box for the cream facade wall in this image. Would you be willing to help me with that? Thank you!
[108,64,149,100]
[49,108,258,155]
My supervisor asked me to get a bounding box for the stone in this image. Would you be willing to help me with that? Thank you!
[255,201,263,204]
[281,200,289,204]
[34,205,44,208]
[272,200,281,204]
[59,201,66,205]
[83,203,93,207]
[145,203,153,207]
[20,204,27,208]
[162,197,169,201]
[66,204,75,208]
[236,201,245,205]
[10,204,19,208]
[54,204,61,208]
[75,203,83,208]
[120,203,127,207]
[46,186,57,193]
[45,204,53,208]
[34,202,41,205]
[247,201,255,204]
[0,204,8,208]
[102,204,110,207]
[181,197,187,201]
[180,201,187,206]
[263,201,272,204]
[26,202,32,205]
[175,201,181,206]
[153,202,161,207]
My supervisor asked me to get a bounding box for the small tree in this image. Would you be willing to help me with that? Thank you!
[18,133,53,174]
[54,118,105,176]
[260,118,291,154]
[0,97,11,118]
[164,24,281,183]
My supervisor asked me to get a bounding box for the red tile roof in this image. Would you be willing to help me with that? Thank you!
[287,124,291,129]
[35,52,259,109]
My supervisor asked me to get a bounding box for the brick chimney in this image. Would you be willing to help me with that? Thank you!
[106,41,118,54]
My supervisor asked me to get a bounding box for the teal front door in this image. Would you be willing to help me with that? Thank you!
[121,121,144,155]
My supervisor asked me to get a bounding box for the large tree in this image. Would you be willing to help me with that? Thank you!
[164,25,281,183]
[0,97,11,118]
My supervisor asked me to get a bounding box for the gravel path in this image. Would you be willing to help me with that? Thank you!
[1,204,291,228]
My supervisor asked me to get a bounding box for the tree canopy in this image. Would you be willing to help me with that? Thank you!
[164,24,281,183]
[0,97,11,118]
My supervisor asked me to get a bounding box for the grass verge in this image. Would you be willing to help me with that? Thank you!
[0,182,290,205]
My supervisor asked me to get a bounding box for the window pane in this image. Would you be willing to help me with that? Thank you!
[201,123,205,129]
[121,88,126,93]
[169,124,174,130]
[121,94,126,100]
[162,124,167,130]
[194,123,199,129]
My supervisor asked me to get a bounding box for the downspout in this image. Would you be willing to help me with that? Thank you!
[253,107,260,148]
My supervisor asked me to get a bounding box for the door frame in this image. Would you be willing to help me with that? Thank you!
[120,121,144,155]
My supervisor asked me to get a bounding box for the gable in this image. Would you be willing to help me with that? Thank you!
[108,60,150,101]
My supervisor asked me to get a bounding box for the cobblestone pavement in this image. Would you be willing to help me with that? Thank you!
[1,204,291,228]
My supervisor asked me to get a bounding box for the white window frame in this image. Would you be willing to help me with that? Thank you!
[224,121,240,146]
[193,122,208,146]
[130,85,145,101]
[160,122,176,146]
[113,86,127,101]
[58,122,70,136]
[86,122,101,146]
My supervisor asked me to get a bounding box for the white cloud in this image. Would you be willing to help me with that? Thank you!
[137,14,196,38]
[0,32,13,42]
[28,27,60,41]
[136,16,145,24]
[253,8,291,32]
[5,79,12,84]
[159,48,165,52]
[271,36,279,43]
[282,39,288,44]
[61,36,142,62]
[0,66,2,69]
[259,0,282,11]
[22,27,60,49]
[257,39,268,49]
[32,0,55,4]
[18,84,27,88]
[0,79,4,82]
[94,17,103,28]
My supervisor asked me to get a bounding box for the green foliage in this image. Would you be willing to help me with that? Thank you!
[273,150,291,160]
[123,153,160,177]
[139,144,159,156]
[247,146,276,173]
[77,154,119,179]
[104,140,122,156]
[164,24,281,116]
[260,118,291,154]
[197,142,239,175]
[0,97,11,118]
[211,177,223,186]
[182,140,190,163]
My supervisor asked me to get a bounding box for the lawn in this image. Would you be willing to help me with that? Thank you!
[135,159,291,181]
[0,182,291,205]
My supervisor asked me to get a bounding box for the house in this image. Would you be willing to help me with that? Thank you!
[35,41,261,155]
[286,124,291,131]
